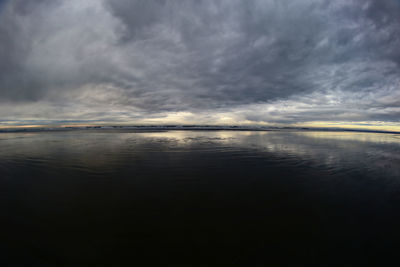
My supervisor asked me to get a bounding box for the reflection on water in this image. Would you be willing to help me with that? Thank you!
[297,130,400,143]
[1,130,400,266]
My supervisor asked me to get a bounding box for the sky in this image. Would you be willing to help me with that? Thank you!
[0,0,400,130]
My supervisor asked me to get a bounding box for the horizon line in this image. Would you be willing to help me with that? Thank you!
[0,124,399,135]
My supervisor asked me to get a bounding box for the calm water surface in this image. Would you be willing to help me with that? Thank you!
[1,130,400,266]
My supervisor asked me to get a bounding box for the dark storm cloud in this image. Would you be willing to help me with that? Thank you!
[0,0,399,125]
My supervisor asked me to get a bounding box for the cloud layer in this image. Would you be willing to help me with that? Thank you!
[0,0,399,126]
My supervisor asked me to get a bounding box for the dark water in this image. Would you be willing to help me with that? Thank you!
[1,130,400,266]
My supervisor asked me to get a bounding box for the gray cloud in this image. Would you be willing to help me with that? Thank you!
[0,0,399,126]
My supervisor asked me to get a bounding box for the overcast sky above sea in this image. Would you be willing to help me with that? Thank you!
[0,0,400,130]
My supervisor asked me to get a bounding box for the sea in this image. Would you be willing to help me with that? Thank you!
[1,129,400,266]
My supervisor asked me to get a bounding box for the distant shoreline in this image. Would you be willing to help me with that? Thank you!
[0,125,399,135]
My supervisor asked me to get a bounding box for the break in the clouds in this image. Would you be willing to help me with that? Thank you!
[0,0,400,127]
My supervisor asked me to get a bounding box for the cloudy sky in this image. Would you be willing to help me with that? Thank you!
[0,0,400,130]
